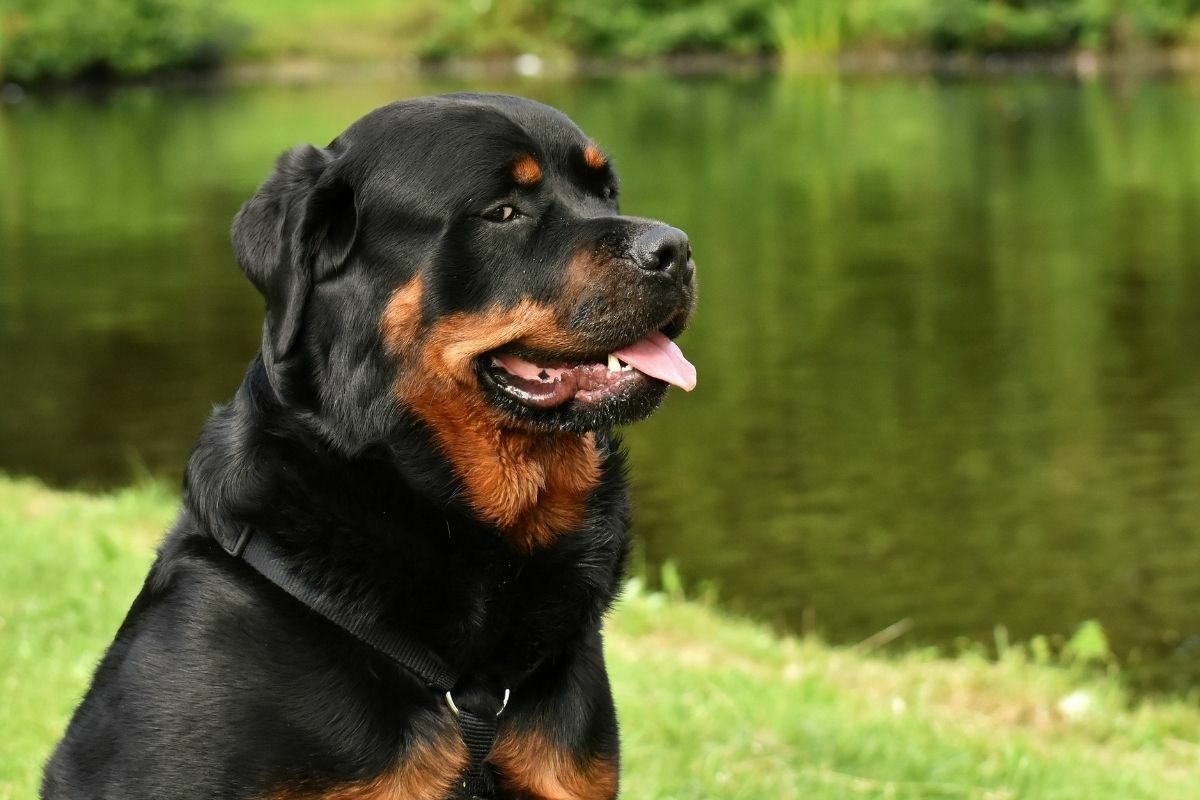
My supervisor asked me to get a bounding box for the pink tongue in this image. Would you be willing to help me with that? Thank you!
[613,331,697,391]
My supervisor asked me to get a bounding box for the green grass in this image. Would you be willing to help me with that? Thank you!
[1,476,1198,799]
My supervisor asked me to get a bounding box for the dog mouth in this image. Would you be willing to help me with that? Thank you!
[481,328,697,410]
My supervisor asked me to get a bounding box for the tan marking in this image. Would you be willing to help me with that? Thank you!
[491,730,618,800]
[380,277,602,549]
[582,145,606,171]
[379,276,425,347]
[264,724,468,800]
[513,154,543,185]
[561,251,599,309]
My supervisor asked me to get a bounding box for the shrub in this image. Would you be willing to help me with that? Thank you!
[416,0,776,62]
[2,0,233,82]
[413,0,1200,63]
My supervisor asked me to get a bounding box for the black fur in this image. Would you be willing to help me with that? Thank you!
[43,93,695,800]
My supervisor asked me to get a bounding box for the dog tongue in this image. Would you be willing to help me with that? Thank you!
[613,331,697,391]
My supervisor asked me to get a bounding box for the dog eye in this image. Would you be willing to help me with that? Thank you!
[485,205,518,222]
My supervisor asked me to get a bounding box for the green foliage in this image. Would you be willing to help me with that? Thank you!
[913,0,1200,52]
[415,0,1200,63]
[561,0,774,58]
[415,0,565,61]
[1066,619,1115,665]
[417,0,776,61]
[1,0,232,82]
[925,0,1081,52]
[412,0,1200,63]
[771,0,844,61]
[7,0,1200,80]
[659,559,686,600]
[993,622,1114,673]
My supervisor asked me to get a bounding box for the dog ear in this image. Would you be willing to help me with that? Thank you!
[232,144,358,389]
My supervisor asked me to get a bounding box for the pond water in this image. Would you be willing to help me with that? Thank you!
[3,73,1199,690]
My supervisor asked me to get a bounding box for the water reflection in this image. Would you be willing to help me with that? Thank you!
[2,74,1199,689]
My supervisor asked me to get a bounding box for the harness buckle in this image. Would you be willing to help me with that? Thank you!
[444,688,510,718]
[220,526,254,558]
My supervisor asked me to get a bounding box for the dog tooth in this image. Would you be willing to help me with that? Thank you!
[607,354,620,372]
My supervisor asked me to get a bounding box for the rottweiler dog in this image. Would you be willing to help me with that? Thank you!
[42,94,697,800]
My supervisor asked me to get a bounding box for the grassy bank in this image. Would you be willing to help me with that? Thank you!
[6,1,1200,82]
[1,476,1198,799]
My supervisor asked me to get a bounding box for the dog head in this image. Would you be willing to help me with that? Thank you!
[232,94,697,542]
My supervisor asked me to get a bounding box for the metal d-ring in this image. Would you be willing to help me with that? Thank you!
[445,688,511,718]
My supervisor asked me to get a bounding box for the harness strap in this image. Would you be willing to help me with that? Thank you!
[453,703,502,798]
[218,526,506,798]
[222,526,457,692]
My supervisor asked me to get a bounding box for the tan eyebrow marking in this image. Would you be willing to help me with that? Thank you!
[512,154,542,185]
[582,144,606,170]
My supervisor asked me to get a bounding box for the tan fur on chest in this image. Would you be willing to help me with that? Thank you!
[380,278,602,549]
[265,727,616,800]
[265,727,468,800]
[491,730,618,800]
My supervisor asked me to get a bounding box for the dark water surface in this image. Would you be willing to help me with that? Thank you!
[3,74,1199,689]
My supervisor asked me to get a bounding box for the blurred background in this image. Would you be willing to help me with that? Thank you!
[3,0,1200,700]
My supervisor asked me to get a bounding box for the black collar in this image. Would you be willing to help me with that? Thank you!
[219,526,506,799]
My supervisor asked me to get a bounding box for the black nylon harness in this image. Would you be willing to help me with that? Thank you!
[218,526,506,799]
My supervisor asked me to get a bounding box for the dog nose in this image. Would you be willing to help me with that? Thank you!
[633,225,692,281]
